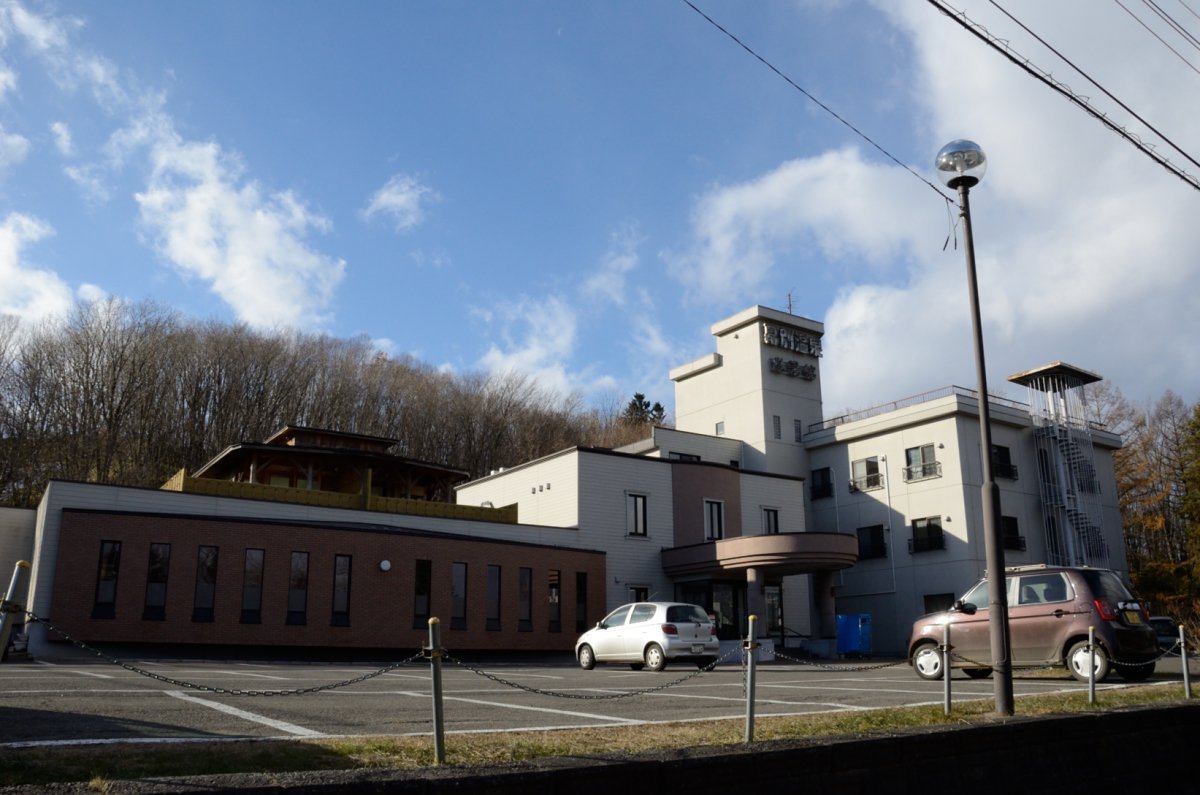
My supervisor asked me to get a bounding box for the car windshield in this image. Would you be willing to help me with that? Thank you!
[960,580,990,610]
[665,605,709,623]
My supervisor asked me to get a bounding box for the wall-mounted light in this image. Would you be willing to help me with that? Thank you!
[379,560,392,572]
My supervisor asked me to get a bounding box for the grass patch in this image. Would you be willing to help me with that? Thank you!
[0,682,1191,788]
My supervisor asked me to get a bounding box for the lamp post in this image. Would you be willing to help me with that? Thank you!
[935,139,1014,716]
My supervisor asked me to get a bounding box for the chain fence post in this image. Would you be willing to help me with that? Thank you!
[1087,626,1096,704]
[427,617,445,764]
[942,623,952,716]
[1181,625,1191,700]
[744,614,759,744]
[0,560,30,663]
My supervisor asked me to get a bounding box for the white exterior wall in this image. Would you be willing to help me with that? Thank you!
[648,427,746,468]
[0,506,36,603]
[737,473,806,536]
[456,450,580,528]
[576,453,676,610]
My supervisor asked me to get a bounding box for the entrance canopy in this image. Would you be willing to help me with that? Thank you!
[661,532,857,579]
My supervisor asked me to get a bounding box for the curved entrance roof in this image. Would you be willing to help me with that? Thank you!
[661,532,858,579]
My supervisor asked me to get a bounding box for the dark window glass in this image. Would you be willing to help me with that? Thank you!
[992,445,1018,479]
[192,545,218,622]
[241,549,264,624]
[451,562,467,630]
[1000,516,1026,551]
[851,457,882,491]
[519,567,533,632]
[811,467,833,500]
[143,543,170,621]
[486,564,502,631]
[705,499,724,540]
[331,554,351,627]
[904,444,941,481]
[287,551,309,625]
[575,572,588,633]
[548,569,561,632]
[92,541,121,619]
[763,508,780,535]
[857,525,887,559]
[628,493,648,535]
[413,559,432,629]
[909,518,945,553]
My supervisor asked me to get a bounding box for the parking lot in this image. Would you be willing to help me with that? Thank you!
[3,651,1187,748]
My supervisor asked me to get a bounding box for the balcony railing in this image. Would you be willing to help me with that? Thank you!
[849,473,884,492]
[903,462,942,482]
[908,534,946,553]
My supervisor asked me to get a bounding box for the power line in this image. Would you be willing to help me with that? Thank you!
[1113,0,1200,76]
[679,0,952,205]
[1141,0,1200,53]
[989,0,1200,173]
[928,0,1200,194]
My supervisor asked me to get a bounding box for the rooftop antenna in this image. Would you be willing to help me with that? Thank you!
[786,291,795,314]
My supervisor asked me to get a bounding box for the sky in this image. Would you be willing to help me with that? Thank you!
[2,0,1198,422]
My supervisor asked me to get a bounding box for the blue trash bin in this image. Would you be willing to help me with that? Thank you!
[836,613,872,656]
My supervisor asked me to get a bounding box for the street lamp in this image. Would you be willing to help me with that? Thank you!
[935,139,1014,716]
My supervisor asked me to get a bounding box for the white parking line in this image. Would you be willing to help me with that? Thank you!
[164,691,326,737]
[355,690,644,726]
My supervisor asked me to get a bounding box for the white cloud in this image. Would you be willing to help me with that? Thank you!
[812,0,1200,410]
[133,114,346,329]
[0,66,16,100]
[363,173,439,232]
[0,212,73,322]
[583,223,642,306]
[50,120,72,155]
[667,147,935,307]
[0,122,28,172]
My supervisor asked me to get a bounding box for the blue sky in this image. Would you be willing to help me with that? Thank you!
[3,0,1199,420]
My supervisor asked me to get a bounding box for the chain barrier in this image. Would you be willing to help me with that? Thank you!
[444,644,742,700]
[770,646,907,671]
[22,610,425,696]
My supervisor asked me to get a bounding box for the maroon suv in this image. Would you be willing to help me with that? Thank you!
[908,565,1158,682]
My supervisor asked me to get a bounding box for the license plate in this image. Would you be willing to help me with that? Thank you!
[1123,610,1144,625]
[691,644,705,654]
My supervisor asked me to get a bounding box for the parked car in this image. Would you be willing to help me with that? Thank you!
[907,565,1158,683]
[1150,616,1179,653]
[576,602,719,671]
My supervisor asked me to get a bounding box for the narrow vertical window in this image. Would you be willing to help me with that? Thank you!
[192,545,218,623]
[548,569,561,633]
[413,559,432,629]
[486,564,502,631]
[627,493,648,536]
[704,499,725,540]
[794,419,803,443]
[331,554,351,627]
[143,543,171,621]
[241,548,264,624]
[92,541,121,619]
[575,571,588,633]
[451,562,468,630]
[762,508,779,535]
[287,551,309,625]
[772,414,781,439]
[518,567,533,632]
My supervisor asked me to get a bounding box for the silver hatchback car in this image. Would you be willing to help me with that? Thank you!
[576,602,719,671]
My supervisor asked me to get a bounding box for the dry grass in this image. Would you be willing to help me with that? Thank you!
[0,682,1190,787]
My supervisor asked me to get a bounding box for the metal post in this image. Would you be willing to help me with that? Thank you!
[943,623,952,716]
[1181,625,1191,699]
[744,614,758,744]
[958,182,1014,716]
[427,617,445,764]
[1087,626,1096,704]
[0,561,30,662]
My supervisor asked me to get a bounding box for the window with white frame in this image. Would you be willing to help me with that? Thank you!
[704,499,725,540]
[626,493,648,536]
[850,457,883,491]
[904,444,941,482]
[762,507,780,535]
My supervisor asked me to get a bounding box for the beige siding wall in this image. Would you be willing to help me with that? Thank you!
[455,451,580,528]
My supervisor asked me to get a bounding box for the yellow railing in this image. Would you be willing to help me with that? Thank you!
[160,469,517,523]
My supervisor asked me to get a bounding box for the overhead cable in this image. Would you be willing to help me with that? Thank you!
[928,0,1200,194]
[680,0,953,205]
[1112,0,1200,76]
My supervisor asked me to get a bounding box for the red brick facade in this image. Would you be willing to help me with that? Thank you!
[49,510,605,654]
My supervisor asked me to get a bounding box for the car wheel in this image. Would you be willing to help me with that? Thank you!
[912,642,944,681]
[644,643,667,672]
[1117,661,1155,682]
[1067,640,1110,682]
[578,644,595,670]
[963,667,993,679]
